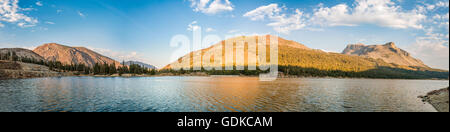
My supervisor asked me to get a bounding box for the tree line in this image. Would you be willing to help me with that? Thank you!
[2,50,447,79]
[158,66,270,76]
[0,51,156,76]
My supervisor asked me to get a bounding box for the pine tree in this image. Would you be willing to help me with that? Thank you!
[109,63,116,74]
[11,51,18,62]
[94,63,100,75]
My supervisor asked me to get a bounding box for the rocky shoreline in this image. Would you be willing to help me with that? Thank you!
[0,60,69,80]
[419,87,449,112]
[0,69,68,80]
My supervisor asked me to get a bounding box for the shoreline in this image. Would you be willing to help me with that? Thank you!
[419,87,449,112]
[0,60,71,80]
[2,72,449,80]
[2,61,448,81]
[71,74,450,80]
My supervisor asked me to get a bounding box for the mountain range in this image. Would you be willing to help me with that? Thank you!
[165,35,430,70]
[0,35,448,79]
[2,43,157,70]
[163,35,447,79]
[122,61,157,69]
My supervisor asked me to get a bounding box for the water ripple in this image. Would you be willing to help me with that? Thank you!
[0,77,448,112]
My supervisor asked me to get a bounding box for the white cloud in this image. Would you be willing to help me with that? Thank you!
[187,21,200,31]
[310,0,426,29]
[422,1,449,12]
[0,22,4,27]
[36,1,43,6]
[429,12,449,30]
[205,27,215,32]
[0,0,38,28]
[443,13,449,20]
[243,4,282,21]
[89,47,154,66]
[435,13,449,28]
[406,38,449,70]
[409,0,449,70]
[77,11,85,18]
[45,21,55,25]
[268,9,307,34]
[242,0,447,69]
[439,21,449,28]
[243,4,307,34]
[225,32,271,40]
[187,21,215,32]
[426,4,435,10]
[21,46,36,50]
[228,29,239,33]
[436,1,449,7]
[189,0,233,15]
[408,10,449,70]
[243,0,428,34]
[433,14,442,20]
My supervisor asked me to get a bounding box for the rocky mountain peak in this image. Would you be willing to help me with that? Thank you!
[33,43,121,67]
[342,42,427,67]
[384,42,396,48]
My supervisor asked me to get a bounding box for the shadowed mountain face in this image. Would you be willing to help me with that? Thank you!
[0,48,45,61]
[122,61,157,69]
[33,43,121,67]
[342,42,428,68]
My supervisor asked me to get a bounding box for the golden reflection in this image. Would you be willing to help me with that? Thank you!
[182,77,304,112]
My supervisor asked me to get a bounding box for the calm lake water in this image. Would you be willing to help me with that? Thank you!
[0,76,448,112]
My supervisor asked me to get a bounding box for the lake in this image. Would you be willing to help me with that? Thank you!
[0,76,448,112]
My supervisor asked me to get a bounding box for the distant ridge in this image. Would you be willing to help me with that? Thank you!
[342,42,428,67]
[122,61,157,69]
[0,48,45,61]
[33,43,121,67]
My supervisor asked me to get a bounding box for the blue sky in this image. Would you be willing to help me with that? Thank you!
[0,0,449,69]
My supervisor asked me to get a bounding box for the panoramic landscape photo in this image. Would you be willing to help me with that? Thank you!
[0,0,449,112]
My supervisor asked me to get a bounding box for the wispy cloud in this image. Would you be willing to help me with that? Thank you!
[45,21,55,25]
[244,4,283,21]
[406,38,449,70]
[77,11,86,18]
[187,21,200,31]
[227,29,239,34]
[406,1,449,70]
[189,0,234,15]
[89,47,154,66]
[310,0,426,29]
[21,46,36,50]
[244,0,431,34]
[0,0,38,28]
[187,21,216,33]
[243,4,307,34]
[205,27,215,32]
[56,9,63,14]
[36,1,43,6]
